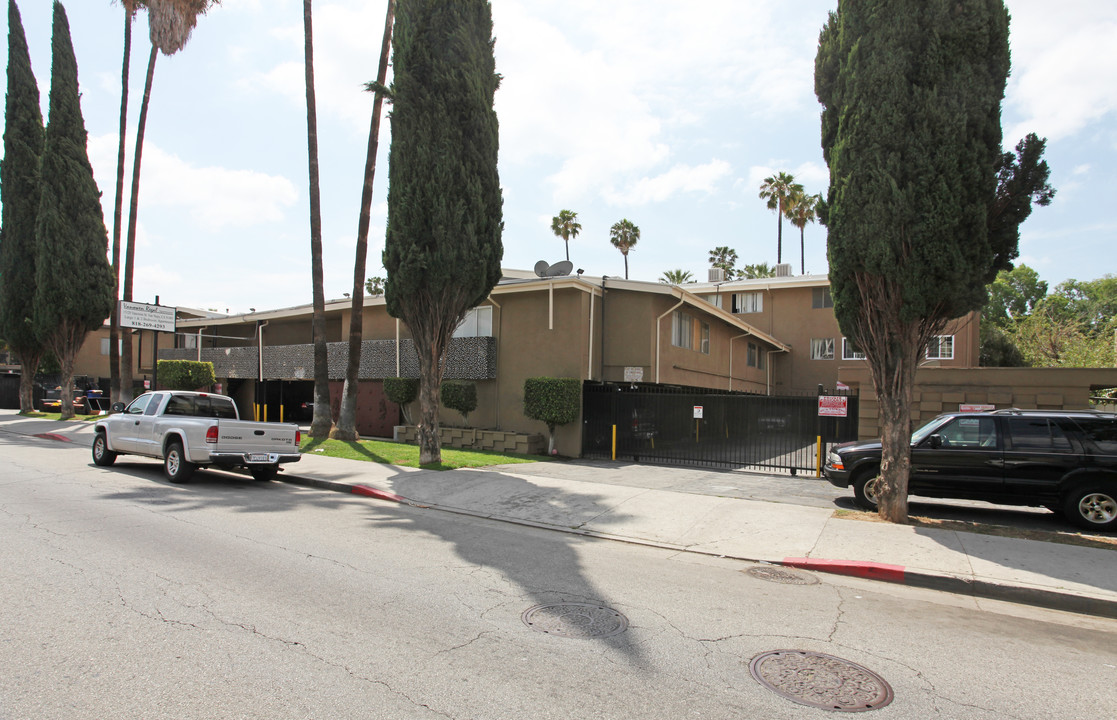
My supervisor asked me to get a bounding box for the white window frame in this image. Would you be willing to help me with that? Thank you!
[453,305,493,338]
[841,338,866,360]
[699,321,710,355]
[926,335,954,360]
[811,338,835,360]
[702,294,723,309]
[732,291,763,314]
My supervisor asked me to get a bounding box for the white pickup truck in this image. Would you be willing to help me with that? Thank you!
[92,391,301,482]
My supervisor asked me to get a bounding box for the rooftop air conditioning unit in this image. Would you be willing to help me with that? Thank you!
[708,267,725,282]
[775,263,792,277]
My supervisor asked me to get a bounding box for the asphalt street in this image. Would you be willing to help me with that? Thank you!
[2,430,1115,719]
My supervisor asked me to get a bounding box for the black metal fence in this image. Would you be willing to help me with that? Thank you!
[581,381,859,474]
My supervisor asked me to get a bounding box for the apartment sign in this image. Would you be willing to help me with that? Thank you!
[119,301,176,332]
[818,395,849,418]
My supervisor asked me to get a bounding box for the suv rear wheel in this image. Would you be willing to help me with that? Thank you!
[1063,483,1117,532]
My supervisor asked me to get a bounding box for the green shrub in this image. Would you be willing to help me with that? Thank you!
[384,377,419,425]
[157,360,215,391]
[523,377,581,454]
[440,381,477,422]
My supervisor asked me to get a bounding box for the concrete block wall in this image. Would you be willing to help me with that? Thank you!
[396,425,545,455]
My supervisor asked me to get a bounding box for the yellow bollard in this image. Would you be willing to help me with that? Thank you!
[816,435,823,477]
[611,424,617,460]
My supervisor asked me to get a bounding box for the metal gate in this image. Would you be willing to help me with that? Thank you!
[581,381,859,473]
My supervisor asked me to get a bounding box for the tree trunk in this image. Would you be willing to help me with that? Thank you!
[121,44,158,403]
[59,342,75,421]
[109,9,133,404]
[623,253,629,279]
[414,331,446,466]
[303,0,332,438]
[867,321,921,523]
[331,0,395,441]
[18,352,41,413]
[776,205,783,265]
[800,226,805,275]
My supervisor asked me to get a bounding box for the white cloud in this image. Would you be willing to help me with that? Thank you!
[605,160,732,206]
[89,134,298,232]
[1003,0,1117,142]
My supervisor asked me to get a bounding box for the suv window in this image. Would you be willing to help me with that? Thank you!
[934,416,998,450]
[165,394,195,416]
[125,394,152,415]
[1006,417,1073,452]
[1071,417,1117,454]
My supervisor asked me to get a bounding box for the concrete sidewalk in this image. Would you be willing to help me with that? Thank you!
[2,410,1114,619]
[280,451,1117,619]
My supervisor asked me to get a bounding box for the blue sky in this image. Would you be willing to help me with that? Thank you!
[4,0,1115,313]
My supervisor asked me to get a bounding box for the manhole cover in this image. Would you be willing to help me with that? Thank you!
[745,565,820,585]
[521,603,628,639]
[749,650,894,712]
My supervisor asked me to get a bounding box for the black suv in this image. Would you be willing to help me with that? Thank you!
[824,409,1117,532]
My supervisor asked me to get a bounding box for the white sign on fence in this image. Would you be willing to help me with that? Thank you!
[818,395,849,417]
[119,301,176,332]
[693,405,704,419]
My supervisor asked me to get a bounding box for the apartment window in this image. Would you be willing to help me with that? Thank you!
[812,286,833,309]
[841,338,866,360]
[811,338,835,360]
[732,291,763,314]
[703,294,723,309]
[671,311,709,354]
[672,311,693,350]
[746,342,761,368]
[453,305,493,338]
[926,335,954,360]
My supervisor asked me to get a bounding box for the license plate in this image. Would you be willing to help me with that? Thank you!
[248,453,269,463]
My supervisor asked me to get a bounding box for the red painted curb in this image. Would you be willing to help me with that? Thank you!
[33,433,72,443]
[781,557,907,583]
[352,485,407,503]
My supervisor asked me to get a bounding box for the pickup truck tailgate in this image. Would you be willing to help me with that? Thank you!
[213,421,299,455]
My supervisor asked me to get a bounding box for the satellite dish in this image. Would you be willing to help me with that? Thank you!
[548,260,574,277]
[534,260,550,277]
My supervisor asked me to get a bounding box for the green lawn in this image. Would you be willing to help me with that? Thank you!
[299,436,550,471]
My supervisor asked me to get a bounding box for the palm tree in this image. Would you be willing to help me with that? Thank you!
[788,191,821,275]
[739,262,776,279]
[303,0,332,437]
[707,246,738,280]
[609,219,639,279]
[660,269,694,285]
[120,0,219,402]
[108,0,146,404]
[550,209,580,262]
[331,0,395,441]
[758,171,803,265]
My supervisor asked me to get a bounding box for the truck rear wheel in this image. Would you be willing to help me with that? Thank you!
[164,441,195,483]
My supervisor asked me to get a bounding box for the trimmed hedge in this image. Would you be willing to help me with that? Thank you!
[383,377,419,405]
[440,381,477,421]
[523,377,580,430]
[157,360,215,391]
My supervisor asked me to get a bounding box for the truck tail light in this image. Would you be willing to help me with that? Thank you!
[295,429,301,445]
[206,425,218,444]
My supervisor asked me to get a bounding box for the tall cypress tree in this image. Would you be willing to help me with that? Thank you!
[33,2,115,420]
[815,0,1011,522]
[0,0,46,413]
[383,0,503,465]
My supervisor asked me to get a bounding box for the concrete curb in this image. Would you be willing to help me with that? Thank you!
[278,472,1117,620]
